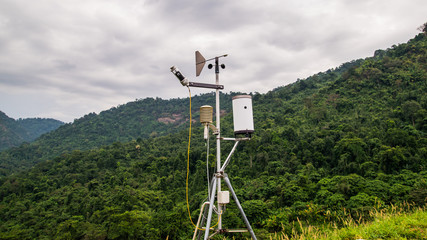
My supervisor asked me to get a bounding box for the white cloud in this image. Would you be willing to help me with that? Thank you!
[0,0,426,122]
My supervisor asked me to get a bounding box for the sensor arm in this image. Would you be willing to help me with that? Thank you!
[188,82,224,89]
[171,66,224,89]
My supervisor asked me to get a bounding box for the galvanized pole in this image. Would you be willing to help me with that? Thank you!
[214,56,222,230]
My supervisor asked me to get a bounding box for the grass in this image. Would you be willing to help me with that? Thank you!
[270,203,427,240]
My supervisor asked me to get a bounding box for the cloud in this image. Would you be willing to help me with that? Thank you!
[0,0,426,122]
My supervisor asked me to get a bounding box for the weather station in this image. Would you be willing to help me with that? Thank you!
[170,51,257,240]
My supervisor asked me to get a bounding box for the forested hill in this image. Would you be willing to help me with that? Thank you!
[0,92,236,176]
[0,112,63,151]
[0,32,426,239]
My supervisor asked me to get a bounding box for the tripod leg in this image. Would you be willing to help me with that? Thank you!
[196,203,209,240]
[198,176,217,240]
[204,177,217,240]
[223,175,257,240]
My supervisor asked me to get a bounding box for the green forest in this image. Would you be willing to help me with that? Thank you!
[0,112,64,152]
[0,30,426,239]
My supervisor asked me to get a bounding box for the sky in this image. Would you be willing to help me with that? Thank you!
[0,0,426,123]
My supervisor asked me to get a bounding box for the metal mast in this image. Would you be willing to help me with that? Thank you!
[214,56,222,229]
[171,51,257,240]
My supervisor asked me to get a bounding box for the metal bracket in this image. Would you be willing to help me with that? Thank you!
[215,172,224,178]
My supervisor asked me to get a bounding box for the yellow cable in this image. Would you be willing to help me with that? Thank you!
[185,86,205,231]
[185,87,222,232]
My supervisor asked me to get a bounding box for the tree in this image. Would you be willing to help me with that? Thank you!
[347,193,378,209]
[107,210,156,239]
[378,146,407,174]
[417,22,427,34]
[401,100,421,127]
[333,138,367,174]
[241,200,269,227]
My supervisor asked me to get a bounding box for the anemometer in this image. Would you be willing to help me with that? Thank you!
[171,51,257,240]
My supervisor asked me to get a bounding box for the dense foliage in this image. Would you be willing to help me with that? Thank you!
[0,33,426,239]
[0,93,234,176]
[0,112,63,151]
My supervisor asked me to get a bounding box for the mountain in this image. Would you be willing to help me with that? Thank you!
[0,32,426,239]
[0,111,64,151]
[0,93,237,176]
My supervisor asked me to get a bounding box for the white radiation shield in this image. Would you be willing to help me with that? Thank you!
[232,95,254,136]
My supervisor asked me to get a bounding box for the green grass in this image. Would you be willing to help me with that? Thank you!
[336,209,426,240]
[270,203,427,240]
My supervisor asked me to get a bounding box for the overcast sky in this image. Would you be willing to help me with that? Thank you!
[0,0,426,122]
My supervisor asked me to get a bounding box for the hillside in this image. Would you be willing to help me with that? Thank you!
[0,111,63,151]
[0,93,236,176]
[0,32,426,239]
